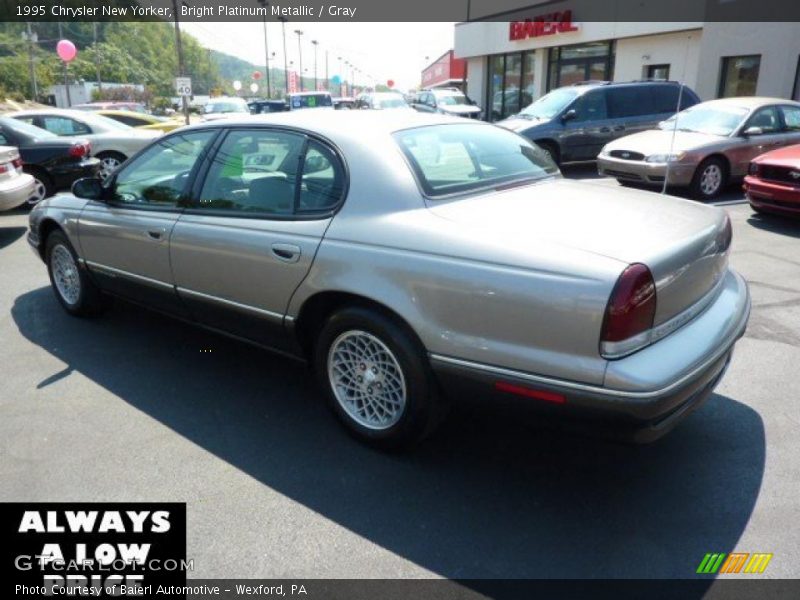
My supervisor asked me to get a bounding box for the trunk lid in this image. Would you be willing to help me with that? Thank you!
[427,178,730,325]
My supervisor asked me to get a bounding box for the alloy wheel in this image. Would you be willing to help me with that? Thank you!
[700,164,723,196]
[98,157,121,180]
[327,330,407,430]
[28,177,47,205]
[50,244,81,306]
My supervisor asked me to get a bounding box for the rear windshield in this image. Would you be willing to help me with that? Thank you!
[395,124,559,197]
[204,100,249,114]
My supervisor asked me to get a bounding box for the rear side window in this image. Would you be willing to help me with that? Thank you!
[299,141,346,213]
[395,123,558,197]
[649,86,698,114]
[781,105,800,131]
[607,86,656,118]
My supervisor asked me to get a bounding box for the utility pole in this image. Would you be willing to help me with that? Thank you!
[57,22,71,107]
[279,17,288,95]
[170,0,189,125]
[325,50,329,91]
[257,0,271,98]
[24,23,38,101]
[311,40,318,90]
[93,20,102,93]
[294,30,303,91]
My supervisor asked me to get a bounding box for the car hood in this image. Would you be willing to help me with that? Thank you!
[496,116,547,132]
[604,129,725,156]
[751,142,800,167]
[440,105,481,115]
[428,178,729,325]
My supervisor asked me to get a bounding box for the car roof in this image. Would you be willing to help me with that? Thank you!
[7,108,98,118]
[178,110,484,138]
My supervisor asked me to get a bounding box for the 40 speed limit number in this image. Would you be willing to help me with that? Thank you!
[175,78,192,97]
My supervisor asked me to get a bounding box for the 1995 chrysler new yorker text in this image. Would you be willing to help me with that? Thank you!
[27,111,750,448]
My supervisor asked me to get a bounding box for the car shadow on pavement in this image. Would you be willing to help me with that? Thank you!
[0,226,26,250]
[747,213,800,239]
[12,288,766,584]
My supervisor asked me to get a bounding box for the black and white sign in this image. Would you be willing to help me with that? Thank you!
[175,77,192,97]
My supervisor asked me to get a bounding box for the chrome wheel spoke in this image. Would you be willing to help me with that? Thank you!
[327,329,407,430]
[51,245,80,305]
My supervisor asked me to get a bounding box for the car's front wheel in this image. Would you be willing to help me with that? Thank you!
[313,306,444,449]
[46,230,106,317]
[690,157,728,200]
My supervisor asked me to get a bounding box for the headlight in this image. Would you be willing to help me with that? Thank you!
[645,152,685,163]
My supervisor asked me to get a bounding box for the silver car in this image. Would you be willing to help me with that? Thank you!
[598,97,800,199]
[8,109,162,180]
[27,112,750,448]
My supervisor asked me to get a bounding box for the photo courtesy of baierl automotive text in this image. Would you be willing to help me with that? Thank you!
[1,1,800,599]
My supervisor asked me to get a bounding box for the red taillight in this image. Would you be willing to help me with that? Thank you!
[12,157,23,168]
[0,164,8,174]
[600,263,656,358]
[69,143,86,158]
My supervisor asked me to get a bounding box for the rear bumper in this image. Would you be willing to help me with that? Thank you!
[744,175,800,215]
[597,156,696,187]
[50,158,101,191]
[0,173,35,211]
[430,268,750,442]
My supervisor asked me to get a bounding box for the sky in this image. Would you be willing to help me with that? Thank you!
[181,22,457,91]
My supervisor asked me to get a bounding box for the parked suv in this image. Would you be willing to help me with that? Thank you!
[497,81,700,165]
[411,88,482,119]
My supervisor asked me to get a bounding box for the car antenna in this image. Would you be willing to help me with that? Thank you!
[662,35,692,195]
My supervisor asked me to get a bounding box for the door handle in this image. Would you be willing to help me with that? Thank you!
[271,243,301,263]
[599,127,611,133]
[146,228,166,241]
[613,125,625,131]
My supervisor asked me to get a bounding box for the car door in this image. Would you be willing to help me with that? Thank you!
[729,105,787,178]
[170,127,345,350]
[77,129,218,315]
[560,88,614,161]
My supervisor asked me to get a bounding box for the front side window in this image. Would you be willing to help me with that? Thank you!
[110,130,216,207]
[518,88,578,120]
[745,106,781,133]
[572,90,608,122]
[395,124,558,197]
[719,55,761,98]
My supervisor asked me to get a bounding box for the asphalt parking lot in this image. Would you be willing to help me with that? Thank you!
[1,168,798,582]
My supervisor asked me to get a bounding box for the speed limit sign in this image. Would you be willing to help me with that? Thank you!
[175,77,192,96]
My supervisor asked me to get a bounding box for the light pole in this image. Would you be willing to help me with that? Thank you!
[344,61,350,97]
[311,40,318,90]
[257,1,270,99]
[294,29,304,91]
[337,56,343,95]
[325,50,329,91]
[279,17,288,94]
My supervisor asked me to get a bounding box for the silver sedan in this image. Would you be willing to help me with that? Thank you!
[598,97,800,199]
[27,111,750,448]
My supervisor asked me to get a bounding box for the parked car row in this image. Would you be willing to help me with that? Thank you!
[27,110,751,448]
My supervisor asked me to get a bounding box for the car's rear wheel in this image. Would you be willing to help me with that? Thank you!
[45,230,106,317]
[690,157,728,200]
[96,151,127,180]
[313,306,444,449]
[27,169,53,206]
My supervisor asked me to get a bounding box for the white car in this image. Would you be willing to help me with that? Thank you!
[0,146,35,211]
[8,109,162,180]
[202,97,251,121]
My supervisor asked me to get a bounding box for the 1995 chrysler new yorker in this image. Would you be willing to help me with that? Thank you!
[27,111,751,448]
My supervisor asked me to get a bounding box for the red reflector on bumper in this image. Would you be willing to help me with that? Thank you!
[494,382,566,404]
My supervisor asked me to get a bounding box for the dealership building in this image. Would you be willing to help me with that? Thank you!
[454,17,800,121]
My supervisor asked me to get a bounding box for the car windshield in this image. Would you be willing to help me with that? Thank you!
[377,97,408,109]
[659,105,750,136]
[518,88,579,119]
[205,101,249,114]
[289,94,333,108]
[0,117,57,140]
[395,123,559,197]
[436,94,469,106]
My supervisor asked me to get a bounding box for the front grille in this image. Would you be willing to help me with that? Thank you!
[609,150,645,161]
[603,169,643,181]
[759,164,800,186]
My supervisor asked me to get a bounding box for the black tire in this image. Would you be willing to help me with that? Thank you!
[536,140,560,166]
[690,157,728,200]
[616,178,633,187]
[313,306,444,450]
[27,168,54,207]
[45,230,107,317]
[96,151,127,181]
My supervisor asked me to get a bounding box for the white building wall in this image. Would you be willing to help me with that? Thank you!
[465,57,485,107]
[613,30,702,90]
[694,22,800,101]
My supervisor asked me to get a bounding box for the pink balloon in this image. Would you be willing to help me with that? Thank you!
[56,40,77,63]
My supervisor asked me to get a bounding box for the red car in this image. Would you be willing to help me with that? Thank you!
[744,143,800,216]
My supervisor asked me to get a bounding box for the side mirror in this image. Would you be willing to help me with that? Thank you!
[743,126,763,136]
[71,177,104,200]
[562,109,577,122]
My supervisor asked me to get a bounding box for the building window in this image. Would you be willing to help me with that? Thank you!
[645,64,670,80]
[547,41,615,92]
[486,50,536,122]
[718,55,761,98]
